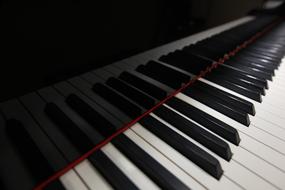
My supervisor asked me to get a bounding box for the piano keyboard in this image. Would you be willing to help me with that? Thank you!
[1,15,285,190]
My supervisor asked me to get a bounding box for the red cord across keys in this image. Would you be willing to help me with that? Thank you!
[34,17,283,190]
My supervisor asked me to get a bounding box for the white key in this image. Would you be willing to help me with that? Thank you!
[163,104,285,189]
[250,117,285,141]
[252,109,285,131]
[131,121,242,190]
[178,84,285,156]
[176,93,285,172]
[266,84,285,94]
[75,160,113,190]
[256,102,285,119]
[60,169,89,190]
[199,76,285,142]
[125,128,206,190]
[199,77,285,133]
[262,93,285,110]
[198,78,261,107]
[101,143,160,189]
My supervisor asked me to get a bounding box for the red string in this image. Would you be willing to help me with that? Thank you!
[34,17,283,190]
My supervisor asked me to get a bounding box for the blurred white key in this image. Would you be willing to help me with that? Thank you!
[75,160,113,190]
[60,169,89,190]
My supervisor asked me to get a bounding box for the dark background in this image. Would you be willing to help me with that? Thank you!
[0,0,267,101]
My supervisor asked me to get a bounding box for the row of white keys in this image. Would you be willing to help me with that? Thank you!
[183,79,285,166]
[54,132,166,188]
[64,71,285,190]
[57,49,285,190]
[65,99,262,189]
[163,101,285,188]
[258,60,285,114]
[71,130,211,190]
[217,60,285,133]
[197,78,285,152]
[39,149,113,189]
[60,135,179,189]
[175,93,285,189]
[168,58,284,183]
[264,63,285,110]
[200,76,285,141]
[43,159,108,190]
[185,77,285,158]
[96,60,285,189]
[123,130,206,190]
[130,122,242,190]
[155,56,285,144]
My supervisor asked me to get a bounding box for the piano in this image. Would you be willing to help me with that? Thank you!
[1,1,285,190]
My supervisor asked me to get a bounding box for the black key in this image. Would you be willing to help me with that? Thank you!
[89,151,138,190]
[159,51,211,75]
[45,102,138,189]
[183,45,221,60]
[67,95,190,189]
[145,61,191,84]
[210,68,266,93]
[119,71,167,100]
[136,61,190,89]
[245,49,283,61]
[218,66,268,89]
[191,85,254,117]
[20,92,82,162]
[140,116,223,179]
[136,64,180,89]
[224,61,273,81]
[245,47,283,58]
[65,93,122,136]
[106,77,156,109]
[207,72,265,95]
[233,57,276,72]
[183,87,250,126]
[160,51,268,94]
[44,102,94,153]
[39,87,107,147]
[67,93,189,189]
[1,100,70,190]
[154,106,233,161]
[167,97,240,145]
[194,81,255,115]
[65,78,131,124]
[236,56,278,71]
[114,74,240,144]
[92,83,142,119]
[6,119,57,182]
[112,134,190,190]
[0,113,37,190]
[66,94,117,137]
[204,75,262,102]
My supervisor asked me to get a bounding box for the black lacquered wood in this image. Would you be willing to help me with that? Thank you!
[140,116,224,179]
